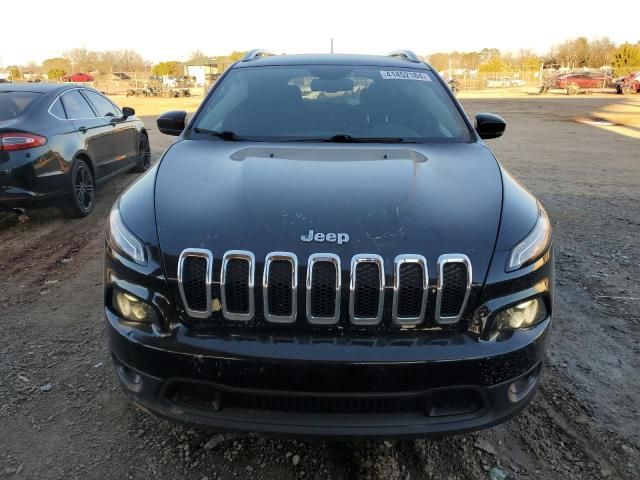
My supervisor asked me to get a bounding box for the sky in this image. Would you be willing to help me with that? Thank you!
[1,0,638,66]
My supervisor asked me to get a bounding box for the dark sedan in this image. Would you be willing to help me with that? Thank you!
[0,83,150,217]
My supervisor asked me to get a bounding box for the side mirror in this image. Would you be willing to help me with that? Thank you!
[122,107,135,119]
[157,110,187,136]
[475,113,506,140]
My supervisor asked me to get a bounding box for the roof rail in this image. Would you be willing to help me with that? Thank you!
[387,50,421,63]
[242,49,275,62]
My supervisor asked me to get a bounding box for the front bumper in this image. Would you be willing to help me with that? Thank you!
[107,309,550,439]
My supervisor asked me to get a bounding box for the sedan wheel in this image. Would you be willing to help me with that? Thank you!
[62,159,95,218]
[131,134,151,173]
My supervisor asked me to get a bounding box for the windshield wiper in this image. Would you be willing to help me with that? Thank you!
[319,134,411,143]
[193,128,245,141]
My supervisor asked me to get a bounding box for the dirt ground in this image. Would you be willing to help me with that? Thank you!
[1,94,639,480]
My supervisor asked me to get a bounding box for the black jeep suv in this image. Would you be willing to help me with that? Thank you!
[104,50,553,438]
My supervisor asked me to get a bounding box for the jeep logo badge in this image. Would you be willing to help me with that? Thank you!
[301,229,349,245]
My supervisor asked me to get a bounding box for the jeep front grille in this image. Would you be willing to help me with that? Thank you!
[306,254,341,324]
[177,249,213,318]
[392,255,428,325]
[177,250,472,326]
[263,252,298,323]
[221,251,255,321]
[435,254,472,324]
[350,254,384,325]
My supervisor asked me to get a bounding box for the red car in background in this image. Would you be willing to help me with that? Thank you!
[61,72,94,82]
[554,73,608,91]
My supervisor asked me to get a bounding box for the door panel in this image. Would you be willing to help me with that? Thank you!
[82,90,138,170]
[61,90,114,180]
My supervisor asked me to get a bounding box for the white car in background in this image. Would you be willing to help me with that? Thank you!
[486,77,526,88]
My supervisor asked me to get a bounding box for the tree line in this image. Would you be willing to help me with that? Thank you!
[3,48,150,81]
[2,48,248,81]
[3,39,639,82]
[429,38,640,75]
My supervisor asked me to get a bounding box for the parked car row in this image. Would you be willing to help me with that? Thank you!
[0,83,149,217]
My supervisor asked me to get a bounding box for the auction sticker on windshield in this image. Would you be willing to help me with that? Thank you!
[380,70,432,81]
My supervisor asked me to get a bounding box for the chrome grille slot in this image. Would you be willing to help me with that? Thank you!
[435,254,472,324]
[177,248,213,319]
[349,254,384,325]
[392,255,428,325]
[263,252,298,323]
[221,251,255,321]
[306,254,341,324]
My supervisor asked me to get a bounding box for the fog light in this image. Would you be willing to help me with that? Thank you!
[113,290,154,323]
[496,297,547,331]
[508,370,539,403]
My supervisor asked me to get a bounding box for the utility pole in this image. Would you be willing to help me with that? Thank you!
[331,38,334,54]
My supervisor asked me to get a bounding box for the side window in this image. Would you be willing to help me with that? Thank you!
[61,90,96,119]
[83,90,120,117]
[50,98,66,119]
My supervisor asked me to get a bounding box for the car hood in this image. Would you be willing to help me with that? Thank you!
[155,140,502,285]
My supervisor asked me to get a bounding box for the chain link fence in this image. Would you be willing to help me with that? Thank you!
[444,67,640,92]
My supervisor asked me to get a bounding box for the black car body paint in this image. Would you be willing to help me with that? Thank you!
[104,53,553,438]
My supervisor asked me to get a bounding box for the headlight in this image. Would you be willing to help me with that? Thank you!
[112,290,155,323]
[496,297,547,331]
[106,203,146,266]
[507,204,551,272]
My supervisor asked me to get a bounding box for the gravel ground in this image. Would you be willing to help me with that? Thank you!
[1,96,639,479]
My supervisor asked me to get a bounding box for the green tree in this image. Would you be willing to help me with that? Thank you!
[47,68,66,81]
[43,57,72,74]
[478,57,508,73]
[611,43,640,75]
[513,49,542,70]
[228,51,247,61]
[9,67,21,81]
[152,61,182,76]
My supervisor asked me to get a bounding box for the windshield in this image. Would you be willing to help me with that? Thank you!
[191,65,472,143]
[0,91,43,121]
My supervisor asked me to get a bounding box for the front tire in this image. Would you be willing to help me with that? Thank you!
[130,134,151,173]
[62,159,95,218]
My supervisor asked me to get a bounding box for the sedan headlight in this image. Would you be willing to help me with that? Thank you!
[496,297,547,331]
[106,203,147,266]
[507,204,551,272]
[112,290,155,323]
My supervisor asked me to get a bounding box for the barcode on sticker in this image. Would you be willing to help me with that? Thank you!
[380,71,432,81]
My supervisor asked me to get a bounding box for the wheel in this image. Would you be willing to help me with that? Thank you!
[62,159,95,218]
[616,85,623,94]
[566,83,579,95]
[130,134,151,173]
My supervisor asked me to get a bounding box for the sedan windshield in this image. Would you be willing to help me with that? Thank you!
[191,65,472,143]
